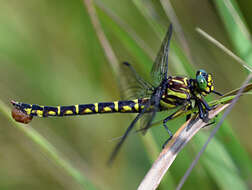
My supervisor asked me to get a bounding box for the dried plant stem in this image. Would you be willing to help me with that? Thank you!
[196,28,252,72]
[176,73,252,190]
[82,0,119,76]
[160,0,194,64]
[137,103,230,190]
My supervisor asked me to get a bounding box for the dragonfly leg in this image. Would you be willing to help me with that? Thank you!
[161,112,178,148]
[202,120,215,128]
[162,104,193,148]
[212,90,223,96]
[186,104,192,121]
[186,113,191,121]
[162,122,173,149]
[202,115,218,128]
[196,100,209,122]
[199,97,214,111]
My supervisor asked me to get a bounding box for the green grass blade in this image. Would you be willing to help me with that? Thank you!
[0,100,98,190]
[214,0,252,68]
[213,0,252,181]
[96,6,153,71]
[132,0,195,77]
[195,134,248,190]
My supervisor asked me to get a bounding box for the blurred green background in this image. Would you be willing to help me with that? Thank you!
[1,0,252,189]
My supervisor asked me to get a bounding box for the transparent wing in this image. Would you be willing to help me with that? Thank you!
[118,62,156,135]
[151,24,173,86]
[139,110,156,134]
[119,62,154,100]
[139,25,173,134]
[140,86,163,134]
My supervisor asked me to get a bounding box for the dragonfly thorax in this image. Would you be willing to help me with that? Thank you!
[159,76,191,109]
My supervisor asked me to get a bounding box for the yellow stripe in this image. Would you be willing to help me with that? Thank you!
[103,107,112,112]
[114,101,119,111]
[48,111,56,116]
[180,87,189,92]
[65,110,73,115]
[133,99,139,111]
[168,89,187,99]
[75,105,79,114]
[24,108,32,115]
[183,78,188,86]
[84,108,92,113]
[94,103,99,112]
[36,106,44,117]
[172,79,184,84]
[160,100,176,109]
[57,106,61,115]
[37,110,43,117]
[122,105,132,111]
[205,87,210,92]
[167,98,176,102]
[208,74,212,82]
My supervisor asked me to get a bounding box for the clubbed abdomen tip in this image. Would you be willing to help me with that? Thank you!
[11,100,33,124]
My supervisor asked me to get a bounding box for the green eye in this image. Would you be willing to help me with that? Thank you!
[196,75,207,91]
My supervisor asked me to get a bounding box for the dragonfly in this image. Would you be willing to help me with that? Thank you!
[11,24,222,164]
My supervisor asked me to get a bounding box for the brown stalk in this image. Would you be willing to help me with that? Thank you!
[137,103,230,190]
[82,0,119,76]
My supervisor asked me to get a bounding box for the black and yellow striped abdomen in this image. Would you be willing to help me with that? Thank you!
[11,77,193,123]
[11,99,150,118]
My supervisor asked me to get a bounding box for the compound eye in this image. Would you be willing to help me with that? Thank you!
[196,69,207,77]
[196,75,207,91]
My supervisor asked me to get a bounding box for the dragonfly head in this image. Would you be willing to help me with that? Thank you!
[195,69,214,95]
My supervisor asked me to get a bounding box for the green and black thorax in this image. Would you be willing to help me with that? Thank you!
[159,70,216,109]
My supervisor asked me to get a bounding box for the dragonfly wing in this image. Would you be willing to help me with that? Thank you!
[108,99,152,164]
[139,109,157,135]
[151,24,173,86]
[140,85,164,134]
[119,62,154,100]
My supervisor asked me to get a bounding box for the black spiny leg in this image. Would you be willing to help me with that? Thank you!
[196,100,209,123]
[162,117,174,149]
[202,120,215,128]
[162,105,193,148]
[212,90,223,96]
[161,109,183,148]
[186,104,192,121]
[199,97,214,111]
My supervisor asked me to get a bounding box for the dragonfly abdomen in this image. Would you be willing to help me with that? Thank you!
[11,99,149,123]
